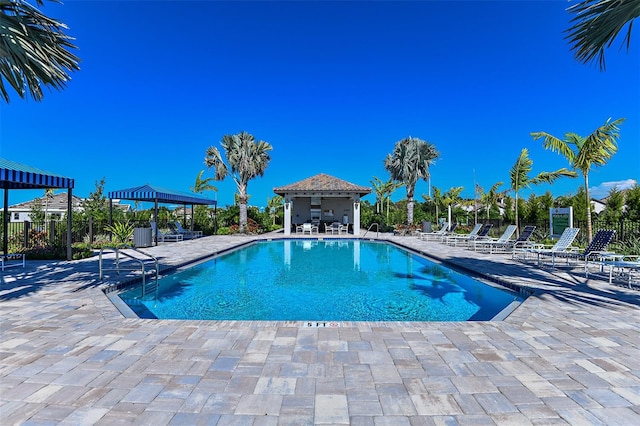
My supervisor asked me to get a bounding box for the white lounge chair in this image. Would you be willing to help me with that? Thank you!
[445,223,482,246]
[150,222,183,243]
[172,221,203,239]
[473,225,517,252]
[447,223,493,247]
[514,227,580,265]
[418,222,449,241]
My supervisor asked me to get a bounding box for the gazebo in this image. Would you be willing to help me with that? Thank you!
[108,184,216,245]
[1,158,75,260]
[274,173,371,236]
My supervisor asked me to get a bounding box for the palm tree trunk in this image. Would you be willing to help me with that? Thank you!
[514,191,519,237]
[584,172,593,242]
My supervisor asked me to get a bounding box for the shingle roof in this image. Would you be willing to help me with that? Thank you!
[273,174,371,195]
[9,192,83,210]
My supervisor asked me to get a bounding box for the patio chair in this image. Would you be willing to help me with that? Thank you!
[171,221,203,239]
[515,227,580,265]
[419,222,452,241]
[325,222,338,235]
[301,223,318,235]
[489,225,537,254]
[150,221,183,243]
[1,253,25,271]
[448,223,493,247]
[445,223,482,245]
[339,223,349,235]
[473,224,517,252]
[550,229,615,271]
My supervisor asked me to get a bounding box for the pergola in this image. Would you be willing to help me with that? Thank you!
[1,158,75,260]
[108,184,216,245]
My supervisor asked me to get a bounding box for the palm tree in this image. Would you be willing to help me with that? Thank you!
[532,117,625,241]
[565,0,639,70]
[384,136,439,225]
[205,131,272,233]
[381,179,400,223]
[1,0,80,102]
[509,148,577,235]
[476,182,506,220]
[370,177,385,214]
[422,186,444,224]
[267,195,284,226]
[191,170,218,195]
[442,186,464,226]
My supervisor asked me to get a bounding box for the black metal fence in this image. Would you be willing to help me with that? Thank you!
[3,218,639,255]
[2,219,174,254]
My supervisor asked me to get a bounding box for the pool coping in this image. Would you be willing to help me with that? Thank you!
[104,236,529,324]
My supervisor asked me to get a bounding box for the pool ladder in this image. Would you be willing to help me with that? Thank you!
[99,245,159,296]
[362,223,379,239]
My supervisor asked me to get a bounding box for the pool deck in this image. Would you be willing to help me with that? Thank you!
[1,233,639,425]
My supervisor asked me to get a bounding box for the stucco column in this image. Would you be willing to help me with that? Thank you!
[284,199,291,236]
[353,198,361,236]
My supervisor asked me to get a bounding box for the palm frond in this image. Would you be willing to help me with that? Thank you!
[0,0,80,102]
[565,0,639,70]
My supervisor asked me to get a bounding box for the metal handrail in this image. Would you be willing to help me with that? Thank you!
[362,223,379,239]
[99,245,159,296]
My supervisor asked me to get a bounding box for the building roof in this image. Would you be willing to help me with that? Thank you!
[273,173,371,196]
[108,184,216,205]
[0,158,74,190]
[8,192,83,211]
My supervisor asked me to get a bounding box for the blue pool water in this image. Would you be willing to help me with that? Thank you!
[116,240,521,321]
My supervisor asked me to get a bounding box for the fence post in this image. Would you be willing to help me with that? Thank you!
[49,220,56,245]
[89,217,94,249]
[23,221,30,250]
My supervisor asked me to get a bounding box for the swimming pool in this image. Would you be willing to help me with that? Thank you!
[115,239,522,321]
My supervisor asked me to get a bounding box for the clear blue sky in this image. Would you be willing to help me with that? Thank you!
[1,0,638,211]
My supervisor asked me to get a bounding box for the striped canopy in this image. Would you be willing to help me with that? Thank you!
[0,158,74,190]
[108,184,216,205]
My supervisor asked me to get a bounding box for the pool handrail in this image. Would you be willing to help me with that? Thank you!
[99,244,159,296]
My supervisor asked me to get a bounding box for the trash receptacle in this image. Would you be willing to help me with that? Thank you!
[422,221,432,233]
[134,227,152,247]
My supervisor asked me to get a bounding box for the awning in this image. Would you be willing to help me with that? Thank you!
[0,158,74,190]
[1,158,75,259]
[108,184,216,205]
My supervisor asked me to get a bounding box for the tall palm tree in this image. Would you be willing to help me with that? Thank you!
[509,148,577,235]
[205,131,272,233]
[384,136,439,225]
[531,117,625,241]
[1,0,80,102]
[565,0,639,70]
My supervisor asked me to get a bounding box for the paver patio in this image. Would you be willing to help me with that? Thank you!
[1,233,639,425]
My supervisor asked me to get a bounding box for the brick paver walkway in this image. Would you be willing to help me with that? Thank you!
[1,233,639,425]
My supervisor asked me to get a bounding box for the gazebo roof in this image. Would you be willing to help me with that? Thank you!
[0,158,74,190]
[108,184,216,205]
[273,173,371,196]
